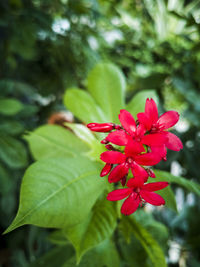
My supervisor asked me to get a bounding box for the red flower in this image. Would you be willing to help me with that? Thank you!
[100,139,161,183]
[107,178,169,215]
[137,98,183,151]
[105,110,167,148]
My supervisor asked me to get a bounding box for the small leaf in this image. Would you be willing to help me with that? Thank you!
[87,63,126,122]
[0,163,12,194]
[120,216,167,267]
[64,123,106,161]
[0,135,28,168]
[24,125,89,160]
[0,98,23,115]
[4,156,105,233]
[48,230,69,246]
[154,170,200,196]
[126,90,158,118]
[64,88,106,123]
[64,198,117,262]
[30,245,74,267]
[0,120,24,135]
[63,239,120,267]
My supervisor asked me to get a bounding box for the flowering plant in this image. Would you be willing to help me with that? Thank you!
[4,63,199,266]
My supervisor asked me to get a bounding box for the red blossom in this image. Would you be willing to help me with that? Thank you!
[137,98,183,151]
[107,179,169,215]
[86,97,182,216]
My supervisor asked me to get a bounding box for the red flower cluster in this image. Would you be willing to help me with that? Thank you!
[87,98,183,215]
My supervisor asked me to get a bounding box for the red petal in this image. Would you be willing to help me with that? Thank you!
[137,113,152,131]
[140,191,165,206]
[164,131,183,151]
[145,98,158,126]
[108,163,129,183]
[100,163,112,177]
[100,151,126,164]
[136,123,146,137]
[121,194,141,215]
[142,182,169,192]
[131,162,149,181]
[127,177,144,188]
[107,188,132,201]
[135,152,162,166]
[119,109,136,135]
[157,111,179,130]
[125,140,145,157]
[151,145,167,159]
[106,130,130,146]
[142,133,167,146]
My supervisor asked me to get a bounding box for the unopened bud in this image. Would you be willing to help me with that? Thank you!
[121,175,127,186]
[114,124,122,130]
[100,163,113,177]
[163,156,167,161]
[101,139,109,144]
[147,169,156,178]
[87,123,114,132]
[105,144,115,150]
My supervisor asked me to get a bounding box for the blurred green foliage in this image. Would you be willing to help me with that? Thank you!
[1,0,200,266]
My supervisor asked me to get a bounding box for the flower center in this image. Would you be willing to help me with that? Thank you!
[126,157,133,164]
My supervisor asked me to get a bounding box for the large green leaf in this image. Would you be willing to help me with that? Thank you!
[64,88,106,124]
[87,63,126,123]
[0,98,24,115]
[0,135,28,168]
[24,125,89,160]
[126,90,158,118]
[154,170,200,196]
[64,198,117,262]
[120,217,167,267]
[4,157,106,233]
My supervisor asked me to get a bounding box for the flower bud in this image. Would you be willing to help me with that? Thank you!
[105,144,115,150]
[121,175,127,186]
[100,163,113,177]
[101,139,109,144]
[147,169,156,178]
[87,123,114,132]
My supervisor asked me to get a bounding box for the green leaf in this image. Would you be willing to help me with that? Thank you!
[126,90,158,118]
[63,239,120,267]
[120,217,167,267]
[154,170,200,196]
[0,135,28,168]
[148,176,178,212]
[0,163,12,194]
[30,245,74,267]
[64,123,106,161]
[4,156,106,233]
[64,198,117,262]
[87,63,126,123]
[64,88,106,123]
[0,98,23,115]
[0,120,24,135]
[24,125,89,160]
[48,230,69,246]
[134,210,169,249]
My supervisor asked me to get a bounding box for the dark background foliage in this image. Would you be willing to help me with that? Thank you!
[0,0,200,266]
